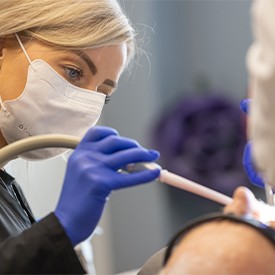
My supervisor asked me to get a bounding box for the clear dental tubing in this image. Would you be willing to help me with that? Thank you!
[0,135,232,205]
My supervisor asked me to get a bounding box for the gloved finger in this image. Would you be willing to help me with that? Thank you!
[240,98,252,114]
[106,147,160,170]
[112,169,161,190]
[80,126,119,144]
[243,142,265,188]
[95,135,140,154]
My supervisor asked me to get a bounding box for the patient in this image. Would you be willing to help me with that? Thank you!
[138,187,275,274]
[139,0,275,273]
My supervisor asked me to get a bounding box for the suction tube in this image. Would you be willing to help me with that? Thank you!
[0,134,80,166]
[0,135,232,205]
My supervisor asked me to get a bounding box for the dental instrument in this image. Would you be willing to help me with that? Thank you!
[0,135,232,205]
[127,162,232,205]
[0,134,80,166]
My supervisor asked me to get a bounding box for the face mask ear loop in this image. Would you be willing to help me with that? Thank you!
[14,33,35,71]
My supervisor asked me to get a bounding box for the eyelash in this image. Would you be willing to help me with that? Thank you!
[64,66,84,82]
[64,66,112,104]
[105,95,111,104]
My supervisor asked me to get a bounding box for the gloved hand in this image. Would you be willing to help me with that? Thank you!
[240,98,265,188]
[55,126,160,246]
[240,98,251,115]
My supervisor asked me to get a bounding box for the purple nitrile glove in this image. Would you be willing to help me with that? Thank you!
[55,126,160,246]
[240,98,252,115]
[240,99,265,188]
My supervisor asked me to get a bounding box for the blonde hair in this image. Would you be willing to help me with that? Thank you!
[0,0,135,62]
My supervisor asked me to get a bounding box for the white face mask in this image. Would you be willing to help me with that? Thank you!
[0,34,106,161]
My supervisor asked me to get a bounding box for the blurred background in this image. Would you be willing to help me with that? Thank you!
[6,0,266,274]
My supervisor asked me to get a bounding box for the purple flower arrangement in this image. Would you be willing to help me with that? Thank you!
[152,94,250,196]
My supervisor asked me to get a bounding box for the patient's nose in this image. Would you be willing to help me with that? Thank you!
[223,186,256,216]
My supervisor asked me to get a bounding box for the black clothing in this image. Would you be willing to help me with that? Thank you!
[0,169,85,274]
[0,170,34,242]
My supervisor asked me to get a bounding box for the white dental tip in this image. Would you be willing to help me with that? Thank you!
[124,163,232,206]
[159,169,233,206]
[125,162,162,173]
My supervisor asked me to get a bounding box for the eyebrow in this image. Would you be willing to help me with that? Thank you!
[73,51,98,75]
[73,51,118,89]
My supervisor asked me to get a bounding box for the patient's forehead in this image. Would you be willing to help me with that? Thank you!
[165,220,275,274]
[174,219,267,249]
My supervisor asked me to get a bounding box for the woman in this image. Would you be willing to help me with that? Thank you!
[0,0,160,273]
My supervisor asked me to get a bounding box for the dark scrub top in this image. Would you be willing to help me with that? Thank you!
[0,169,85,274]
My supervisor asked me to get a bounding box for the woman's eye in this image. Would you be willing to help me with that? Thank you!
[64,66,83,81]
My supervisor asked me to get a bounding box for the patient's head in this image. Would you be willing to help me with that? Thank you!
[160,187,275,274]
